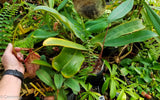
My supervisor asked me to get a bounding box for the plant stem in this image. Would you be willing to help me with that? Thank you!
[99,24,110,60]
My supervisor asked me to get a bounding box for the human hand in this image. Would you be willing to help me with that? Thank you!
[1,43,25,74]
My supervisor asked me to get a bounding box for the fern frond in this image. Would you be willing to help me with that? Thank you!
[0,3,22,62]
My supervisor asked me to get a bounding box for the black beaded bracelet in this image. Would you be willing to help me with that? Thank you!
[2,70,24,82]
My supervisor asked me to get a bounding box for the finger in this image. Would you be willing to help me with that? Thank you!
[14,47,21,52]
[16,52,24,62]
[3,43,13,54]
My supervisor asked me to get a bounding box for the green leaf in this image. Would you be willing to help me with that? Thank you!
[107,0,134,23]
[88,95,93,100]
[79,81,92,91]
[104,59,112,73]
[117,89,126,100]
[111,64,118,76]
[54,73,64,89]
[57,88,67,100]
[90,92,101,100]
[64,78,80,94]
[102,77,110,94]
[134,67,142,75]
[110,79,117,99]
[32,60,52,68]
[143,2,160,36]
[57,0,68,11]
[32,29,58,39]
[151,62,160,70]
[43,37,87,50]
[114,77,127,85]
[141,9,152,30]
[139,97,145,100]
[156,86,160,92]
[85,18,108,33]
[36,69,56,90]
[126,89,139,99]
[52,48,85,78]
[39,55,56,76]
[143,73,152,83]
[49,0,54,8]
[120,58,132,66]
[60,8,87,38]
[34,6,85,41]
[120,68,130,76]
[143,69,152,83]
[107,19,145,40]
[91,20,145,44]
[80,93,89,100]
[104,30,158,46]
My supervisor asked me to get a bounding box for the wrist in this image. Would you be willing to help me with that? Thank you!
[5,67,24,74]
[2,75,22,83]
[2,70,24,82]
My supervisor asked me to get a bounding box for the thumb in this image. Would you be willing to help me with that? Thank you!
[4,43,13,54]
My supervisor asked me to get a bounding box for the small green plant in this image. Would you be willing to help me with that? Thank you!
[119,46,160,99]
[102,60,127,99]
[79,81,101,100]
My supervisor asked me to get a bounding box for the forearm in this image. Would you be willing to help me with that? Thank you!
[0,75,22,100]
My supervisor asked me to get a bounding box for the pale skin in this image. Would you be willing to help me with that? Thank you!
[0,43,24,100]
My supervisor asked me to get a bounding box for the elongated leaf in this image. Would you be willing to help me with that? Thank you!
[36,69,55,90]
[151,64,160,70]
[39,55,56,76]
[91,20,145,44]
[102,78,110,94]
[32,29,58,39]
[32,60,52,67]
[49,0,54,8]
[117,89,126,100]
[104,30,158,46]
[107,0,134,23]
[110,79,117,99]
[87,21,108,33]
[143,2,160,36]
[88,95,93,100]
[43,37,87,50]
[104,59,111,73]
[85,18,108,33]
[34,6,85,41]
[111,64,118,76]
[79,81,92,91]
[57,0,68,11]
[141,9,152,30]
[54,73,64,89]
[126,89,139,99]
[60,8,87,38]
[115,77,127,85]
[57,88,67,100]
[150,6,160,11]
[80,93,89,100]
[64,78,80,94]
[107,20,145,40]
[52,48,85,78]
[90,92,101,99]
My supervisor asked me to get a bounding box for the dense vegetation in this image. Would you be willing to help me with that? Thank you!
[0,0,160,99]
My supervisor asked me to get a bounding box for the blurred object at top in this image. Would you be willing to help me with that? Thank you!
[73,0,106,19]
[0,0,6,4]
